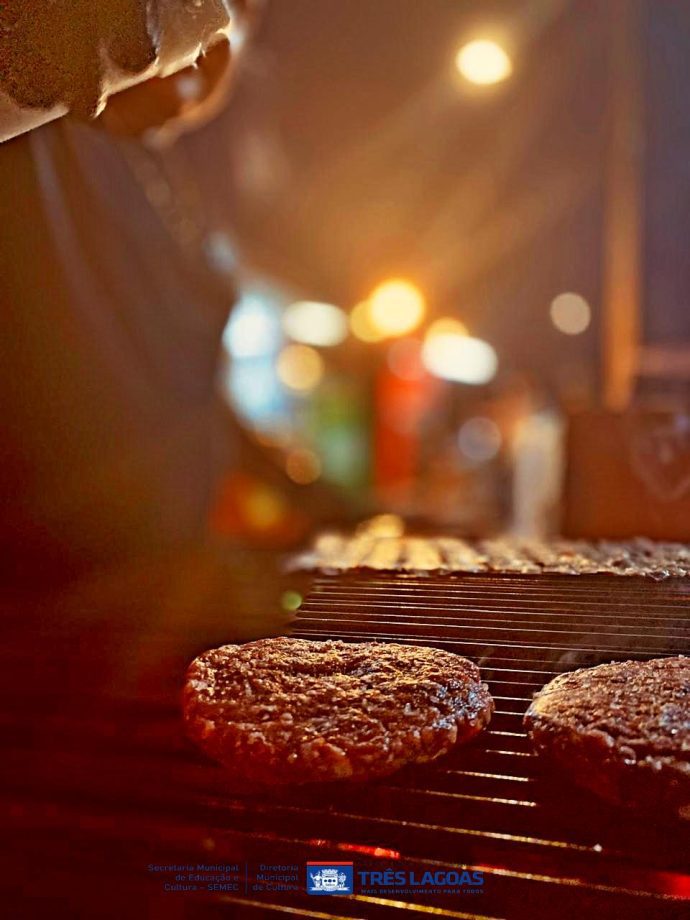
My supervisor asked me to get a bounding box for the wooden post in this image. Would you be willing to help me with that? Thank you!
[602,0,644,410]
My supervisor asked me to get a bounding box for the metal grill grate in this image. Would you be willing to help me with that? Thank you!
[4,572,690,918]
[288,572,690,919]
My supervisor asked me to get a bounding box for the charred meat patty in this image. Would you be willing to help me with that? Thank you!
[524,656,690,818]
[183,637,493,785]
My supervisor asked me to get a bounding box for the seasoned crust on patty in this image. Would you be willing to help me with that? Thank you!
[183,637,494,785]
[524,656,690,818]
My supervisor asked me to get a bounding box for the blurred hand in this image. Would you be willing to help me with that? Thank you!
[97,39,234,145]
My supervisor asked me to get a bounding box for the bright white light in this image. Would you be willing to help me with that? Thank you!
[455,39,513,86]
[224,294,282,358]
[550,292,591,335]
[283,300,348,347]
[422,330,498,385]
[458,417,502,463]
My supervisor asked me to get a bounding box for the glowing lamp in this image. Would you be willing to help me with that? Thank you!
[368,279,426,337]
[283,301,348,347]
[455,39,513,86]
[422,324,498,385]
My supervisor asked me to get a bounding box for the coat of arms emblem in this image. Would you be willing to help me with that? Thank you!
[307,862,353,894]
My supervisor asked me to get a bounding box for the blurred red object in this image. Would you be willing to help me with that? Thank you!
[374,341,436,503]
[208,471,310,547]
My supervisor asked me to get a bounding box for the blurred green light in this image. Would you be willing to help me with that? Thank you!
[281,590,303,612]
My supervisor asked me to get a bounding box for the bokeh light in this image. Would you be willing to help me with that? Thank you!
[204,230,237,276]
[550,292,592,335]
[358,513,405,538]
[422,322,498,385]
[242,483,286,531]
[276,344,324,392]
[455,39,513,86]
[224,294,282,358]
[283,300,348,347]
[285,447,322,484]
[350,299,386,342]
[387,338,425,381]
[369,279,426,337]
[426,317,469,338]
[281,589,303,612]
[458,417,502,463]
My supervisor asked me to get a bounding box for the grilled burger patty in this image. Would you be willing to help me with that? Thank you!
[524,656,690,818]
[183,637,493,785]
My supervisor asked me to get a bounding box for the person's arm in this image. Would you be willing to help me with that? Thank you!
[0,0,251,143]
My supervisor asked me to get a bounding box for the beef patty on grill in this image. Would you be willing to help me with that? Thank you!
[525,656,690,818]
[183,637,494,785]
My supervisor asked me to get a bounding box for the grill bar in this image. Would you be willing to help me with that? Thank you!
[5,570,689,918]
[286,572,690,917]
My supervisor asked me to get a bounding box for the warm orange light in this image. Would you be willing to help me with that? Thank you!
[455,39,513,86]
[285,448,322,484]
[368,279,426,337]
[350,300,385,343]
[242,484,286,530]
[276,344,324,392]
[426,317,469,338]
